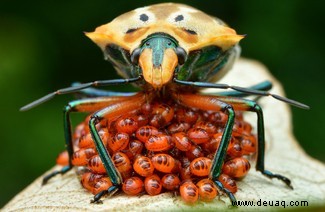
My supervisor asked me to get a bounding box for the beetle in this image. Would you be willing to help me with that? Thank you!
[21,3,309,204]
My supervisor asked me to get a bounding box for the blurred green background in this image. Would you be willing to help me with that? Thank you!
[1,0,324,207]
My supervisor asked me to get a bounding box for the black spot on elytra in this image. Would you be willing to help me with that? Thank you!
[126,28,138,34]
[140,13,149,22]
[175,15,184,22]
[184,29,197,35]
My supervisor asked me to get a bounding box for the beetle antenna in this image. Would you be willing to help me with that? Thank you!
[20,76,142,111]
[173,79,310,110]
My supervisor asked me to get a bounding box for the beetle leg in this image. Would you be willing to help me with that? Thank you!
[42,95,135,185]
[20,76,142,111]
[213,180,237,206]
[211,80,273,97]
[173,78,309,109]
[91,186,119,204]
[71,82,136,98]
[172,93,236,204]
[217,96,293,189]
[88,93,147,203]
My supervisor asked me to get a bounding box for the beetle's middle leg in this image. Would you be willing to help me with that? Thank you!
[172,93,237,204]
[42,95,136,185]
[88,93,147,203]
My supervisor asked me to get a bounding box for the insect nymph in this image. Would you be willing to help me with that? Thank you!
[21,3,309,205]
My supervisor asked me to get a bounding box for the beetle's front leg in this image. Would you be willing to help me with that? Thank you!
[172,93,237,204]
[88,94,146,203]
[217,96,293,189]
[212,80,273,98]
[71,82,136,98]
[42,96,134,185]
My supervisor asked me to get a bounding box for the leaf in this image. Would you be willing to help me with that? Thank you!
[3,58,325,211]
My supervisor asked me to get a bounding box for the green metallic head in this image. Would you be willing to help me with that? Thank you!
[131,33,186,90]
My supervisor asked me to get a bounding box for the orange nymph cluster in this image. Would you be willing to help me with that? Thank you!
[56,100,256,204]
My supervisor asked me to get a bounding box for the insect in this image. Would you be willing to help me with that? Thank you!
[196,178,218,202]
[222,157,251,178]
[145,134,173,151]
[81,172,112,195]
[144,174,162,196]
[190,157,212,177]
[135,125,159,143]
[180,180,199,204]
[71,148,96,166]
[151,153,180,174]
[122,177,144,196]
[133,155,155,177]
[172,132,192,151]
[161,174,181,191]
[21,3,309,205]
[111,152,132,180]
[115,116,139,134]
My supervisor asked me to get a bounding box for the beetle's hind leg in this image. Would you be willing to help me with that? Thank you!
[173,93,292,205]
[88,93,147,203]
[217,96,293,189]
[42,96,133,185]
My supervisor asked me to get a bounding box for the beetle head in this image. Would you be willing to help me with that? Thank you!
[131,33,186,90]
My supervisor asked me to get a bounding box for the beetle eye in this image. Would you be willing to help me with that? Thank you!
[175,47,187,65]
[131,48,141,65]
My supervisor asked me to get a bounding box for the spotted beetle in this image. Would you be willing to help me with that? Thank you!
[21,3,309,205]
